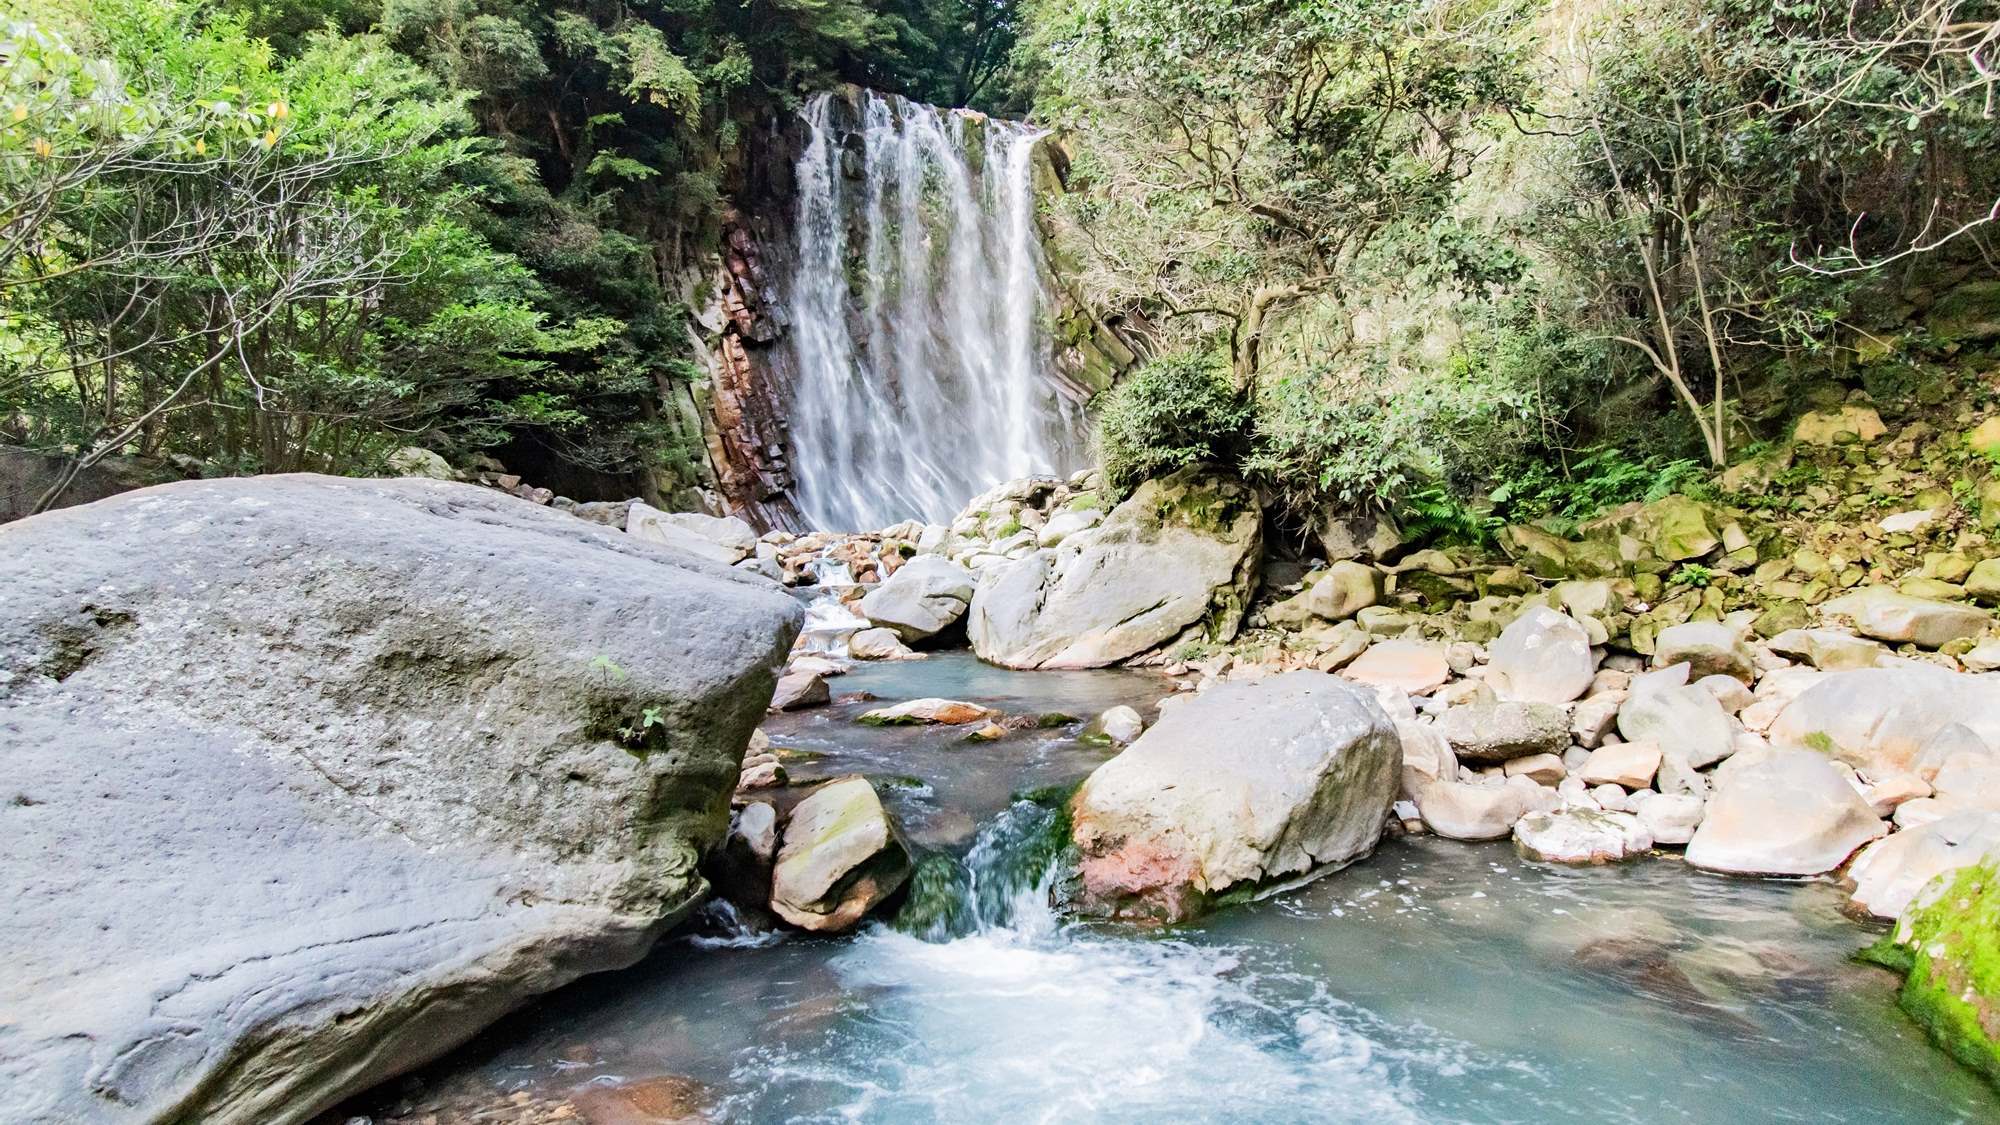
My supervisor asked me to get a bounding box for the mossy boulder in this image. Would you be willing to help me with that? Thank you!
[1927,279,2000,344]
[1864,862,2000,1087]
[1795,404,1887,446]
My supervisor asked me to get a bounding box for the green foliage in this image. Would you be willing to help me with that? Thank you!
[1097,350,1248,493]
[1667,563,1715,590]
[1489,447,1708,532]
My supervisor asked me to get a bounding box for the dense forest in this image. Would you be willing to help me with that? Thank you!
[3,0,1997,535]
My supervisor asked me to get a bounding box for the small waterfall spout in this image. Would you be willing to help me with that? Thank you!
[782,90,1089,531]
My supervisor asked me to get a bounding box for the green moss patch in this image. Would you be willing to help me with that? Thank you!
[1869,862,2000,1087]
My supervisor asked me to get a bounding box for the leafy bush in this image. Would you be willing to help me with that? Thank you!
[1097,350,1249,493]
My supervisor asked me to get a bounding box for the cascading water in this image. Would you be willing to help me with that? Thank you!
[781,90,1089,532]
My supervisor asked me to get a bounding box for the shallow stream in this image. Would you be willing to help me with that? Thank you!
[402,654,1999,1123]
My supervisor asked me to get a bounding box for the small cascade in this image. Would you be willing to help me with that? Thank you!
[892,797,1073,941]
[796,557,870,657]
[781,90,1090,532]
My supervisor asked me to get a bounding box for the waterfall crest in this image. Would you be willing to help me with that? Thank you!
[781,90,1088,532]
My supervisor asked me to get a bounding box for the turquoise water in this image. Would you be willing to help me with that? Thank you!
[395,654,1998,1123]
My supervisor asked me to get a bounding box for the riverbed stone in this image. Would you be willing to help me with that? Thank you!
[1654,621,1755,683]
[770,777,914,933]
[770,670,831,711]
[1342,639,1451,694]
[1685,750,1888,876]
[1630,792,1705,845]
[857,698,999,726]
[1505,752,1567,785]
[1618,682,1735,769]
[1514,808,1652,864]
[0,476,800,1125]
[1847,810,2000,920]
[848,627,915,660]
[1766,628,1885,671]
[1577,741,1663,789]
[1822,587,1989,649]
[1487,606,1596,703]
[858,555,976,642]
[1436,700,1570,762]
[967,468,1261,669]
[1418,776,1559,841]
[1090,704,1145,746]
[1868,859,2000,1086]
[1070,672,1399,922]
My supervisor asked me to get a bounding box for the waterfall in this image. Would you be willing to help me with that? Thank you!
[781,90,1089,532]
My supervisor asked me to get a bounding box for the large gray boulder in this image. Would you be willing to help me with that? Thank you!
[1070,672,1398,922]
[1846,810,2000,919]
[1436,700,1569,762]
[0,476,800,1125]
[968,468,1261,669]
[859,555,975,642]
[1768,667,2000,775]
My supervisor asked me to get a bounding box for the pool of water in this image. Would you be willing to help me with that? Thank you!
[373,654,1998,1124]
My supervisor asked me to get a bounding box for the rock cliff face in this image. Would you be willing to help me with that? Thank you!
[0,476,801,1125]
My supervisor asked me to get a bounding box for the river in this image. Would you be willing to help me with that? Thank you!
[369,653,1998,1124]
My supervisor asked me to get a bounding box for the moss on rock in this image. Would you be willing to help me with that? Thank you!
[1871,862,2000,1087]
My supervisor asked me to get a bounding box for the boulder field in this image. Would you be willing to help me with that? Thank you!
[0,476,801,1125]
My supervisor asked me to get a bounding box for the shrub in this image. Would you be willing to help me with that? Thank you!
[1097,349,1249,493]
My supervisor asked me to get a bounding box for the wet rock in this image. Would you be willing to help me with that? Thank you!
[1342,639,1451,694]
[848,627,916,660]
[769,777,913,933]
[1270,560,1382,625]
[1486,606,1596,703]
[963,721,1009,742]
[1514,808,1652,864]
[1419,776,1558,841]
[0,476,799,1125]
[1089,704,1145,746]
[770,670,831,712]
[1654,621,1755,683]
[858,555,975,642]
[1847,810,2000,919]
[1071,672,1399,922]
[967,469,1261,669]
[1685,750,1888,876]
[858,698,1000,726]
[1437,700,1569,762]
[1822,587,1989,649]
[1865,857,2000,1085]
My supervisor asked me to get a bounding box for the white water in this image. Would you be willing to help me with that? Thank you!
[782,91,1088,531]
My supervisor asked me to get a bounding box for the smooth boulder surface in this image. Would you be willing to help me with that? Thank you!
[1619,682,1735,768]
[1769,667,2000,774]
[857,698,999,726]
[0,476,801,1125]
[1418,776,1557,841]
[1487,606,1596,703]
[1070,672,1398,922]
[967,468,1261,669]
[1342,640,1451,694]
[768,777,913,933]
[1684,750,1888,876]
[858,555,975,642]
